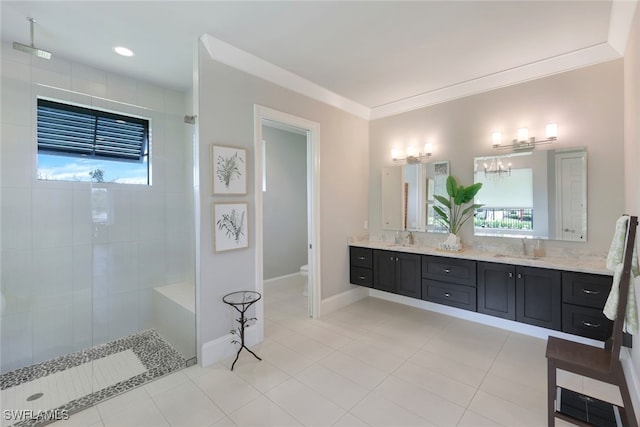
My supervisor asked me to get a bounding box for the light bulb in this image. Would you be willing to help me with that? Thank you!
[491,132,501,147]
[517,128,529,142]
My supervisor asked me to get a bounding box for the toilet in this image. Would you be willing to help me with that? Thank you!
[300,264,309,296]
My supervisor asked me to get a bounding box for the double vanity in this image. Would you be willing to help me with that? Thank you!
[349,242,628,346]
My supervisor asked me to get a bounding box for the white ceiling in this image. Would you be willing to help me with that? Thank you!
[1,1,636,119]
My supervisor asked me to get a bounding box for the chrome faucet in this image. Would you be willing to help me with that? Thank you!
[406,231,415,245]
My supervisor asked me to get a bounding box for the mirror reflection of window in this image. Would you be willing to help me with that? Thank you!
[473,147,587,242]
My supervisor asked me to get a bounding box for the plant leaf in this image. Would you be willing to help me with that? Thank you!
[433,206,449,223]
[445,175,457,198]
[434,195,451,209]
[461,203,484,217]
[461,182,483,203]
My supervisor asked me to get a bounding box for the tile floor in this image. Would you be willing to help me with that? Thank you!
[50,275,622,427]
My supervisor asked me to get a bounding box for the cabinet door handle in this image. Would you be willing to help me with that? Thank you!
[359,276,366,280]
[443,292,451,298]
[508,272,513,278]
[581,288,600,295]
[358,256,366,260]
[390,256,394,261]
[517,273,522,279]
[396,257,399,262]
[443,268,451,274]
[582,321,601,328]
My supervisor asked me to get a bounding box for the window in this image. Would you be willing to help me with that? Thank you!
[37,98,150,184]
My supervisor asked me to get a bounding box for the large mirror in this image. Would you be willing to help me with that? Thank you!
[473,147,587,241]
[382,161,449,232]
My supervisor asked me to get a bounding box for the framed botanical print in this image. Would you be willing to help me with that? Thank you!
[211,145,247,195]
[213,202,248,252]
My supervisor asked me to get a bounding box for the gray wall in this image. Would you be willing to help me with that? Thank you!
[370,59,624,254]
[262,126,308,280]
[197,41,369,347]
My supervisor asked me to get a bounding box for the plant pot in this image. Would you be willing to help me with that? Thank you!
[439,233,462,252]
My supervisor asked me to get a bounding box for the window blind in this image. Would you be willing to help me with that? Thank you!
[37,99,149,162]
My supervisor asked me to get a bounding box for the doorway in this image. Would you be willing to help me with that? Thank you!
[253,106,321,330]
[555,150,587,241]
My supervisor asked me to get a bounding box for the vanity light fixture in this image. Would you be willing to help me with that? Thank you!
[493,123,558,151]
[392,142,433,164]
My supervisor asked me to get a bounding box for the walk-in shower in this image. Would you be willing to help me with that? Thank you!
[0,50,196,425]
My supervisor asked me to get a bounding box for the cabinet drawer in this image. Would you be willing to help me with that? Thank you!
[422,279,477,311]
[562,272,612,309]
[350,246,373,269]
[422,256,476,287]
[562,303,613,341]
[350,266,373,287]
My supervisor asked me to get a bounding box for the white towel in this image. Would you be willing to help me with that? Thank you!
[603,215,639,335]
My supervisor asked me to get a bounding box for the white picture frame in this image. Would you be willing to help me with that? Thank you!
[213,202,248,252]
[211,144,247,195]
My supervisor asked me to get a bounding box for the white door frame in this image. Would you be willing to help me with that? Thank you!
[253,105,321,327]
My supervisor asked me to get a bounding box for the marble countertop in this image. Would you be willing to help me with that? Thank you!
[350,240,612,276]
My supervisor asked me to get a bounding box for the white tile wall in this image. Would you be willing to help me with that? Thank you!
[32,246,74,299]
[0,249,34,314]
[107,242,138,294]
[138,239,167,289]
[32,301,74,363]
[107,189,139,243]
[72,186,93,246]
[0,311,33,372]
[32,188,74,248]
[137,190,165,242]
[108,290,139,340]
[1,187,33,249]
[1,76,32,126]
[1,123,33,187]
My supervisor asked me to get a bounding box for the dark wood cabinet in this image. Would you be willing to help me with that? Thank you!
[349,247,373,288]
[478,262,516,320]
[561,272,615,342]
[348,245,622,346]
[422,256,476,286]
[373,250,421,298]
[516,266,562,331]
[422,255,477,311]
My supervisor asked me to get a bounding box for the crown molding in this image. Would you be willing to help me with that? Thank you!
[200,34,371,120]
[369,42,621,120]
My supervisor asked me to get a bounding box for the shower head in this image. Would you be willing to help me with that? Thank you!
[13,17,52,60]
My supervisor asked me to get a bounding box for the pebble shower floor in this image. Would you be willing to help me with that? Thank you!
[1,329,185,427]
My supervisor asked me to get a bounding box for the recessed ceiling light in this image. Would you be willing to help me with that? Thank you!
[113,46,134,57]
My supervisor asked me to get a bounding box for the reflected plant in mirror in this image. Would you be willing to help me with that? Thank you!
[473,147,587,241]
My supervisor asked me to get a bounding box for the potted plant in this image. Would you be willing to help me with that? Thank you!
[433,175,483,251]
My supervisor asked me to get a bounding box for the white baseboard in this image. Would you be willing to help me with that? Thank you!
[200,323,262,367]
[263,272,302,285]
[321,286,368,316]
